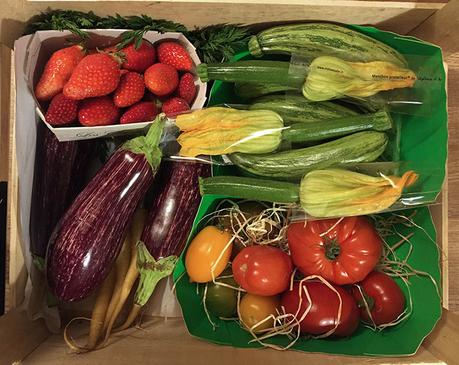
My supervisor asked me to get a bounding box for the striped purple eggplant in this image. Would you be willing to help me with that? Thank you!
[131,161,210,310]
[29,123,94,262]
[46,117,166,302]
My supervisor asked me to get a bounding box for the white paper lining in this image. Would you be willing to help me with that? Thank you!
[14,31,185,332]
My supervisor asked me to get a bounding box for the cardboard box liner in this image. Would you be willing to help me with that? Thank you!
[173,25,448,356]
[18,30,206,142]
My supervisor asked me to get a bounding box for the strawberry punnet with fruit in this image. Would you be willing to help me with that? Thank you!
[36,37,198,128]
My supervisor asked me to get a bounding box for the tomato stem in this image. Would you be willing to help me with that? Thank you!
[324,238,341,260]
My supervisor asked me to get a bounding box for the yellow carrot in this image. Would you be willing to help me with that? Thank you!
[86,267,116,349]
[102,237,131,331]
[101,209,147,344]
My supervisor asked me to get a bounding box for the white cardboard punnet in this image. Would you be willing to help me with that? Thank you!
[25,30,206,141]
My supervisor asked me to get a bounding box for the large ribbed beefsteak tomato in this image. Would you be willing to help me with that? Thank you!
[287,217,382,285]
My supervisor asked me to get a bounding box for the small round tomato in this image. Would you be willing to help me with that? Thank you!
[287,217,382,285]
[232,245,293,296]
[351,271,405,326]
[205,270,238,317]
[239,293,280,333]
[281,281,359,337]
[185,226,232,283]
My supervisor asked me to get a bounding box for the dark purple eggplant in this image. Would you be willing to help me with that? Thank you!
[142,161,210,259]
[46,117,166,302]
[119,161,210,329]
[29,123,94,263]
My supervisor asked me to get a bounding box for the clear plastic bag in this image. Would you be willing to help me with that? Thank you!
[198,162,443,219]
[162,101,400,169]
[287,53,444,117]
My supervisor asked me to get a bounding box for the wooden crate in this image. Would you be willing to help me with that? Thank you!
[1,0,458,364]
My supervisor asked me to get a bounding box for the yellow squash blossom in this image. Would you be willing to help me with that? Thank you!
[176,107,284,157]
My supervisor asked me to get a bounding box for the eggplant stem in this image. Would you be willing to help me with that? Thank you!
[112,243,178,334]
[134,242,178,306]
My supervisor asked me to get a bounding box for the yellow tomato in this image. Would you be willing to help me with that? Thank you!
[239,293,280,333]
[185,226,232,283]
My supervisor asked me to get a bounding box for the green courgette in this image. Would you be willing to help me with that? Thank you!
[234,82,297,100]
[283,110,392,143]
[199,176,299,203]
[248,23,407,67]
[197,61,304,87]
[249,94,359,124]
[229,131,388,179]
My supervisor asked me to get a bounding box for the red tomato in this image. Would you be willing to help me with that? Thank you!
[281,281,359,337]
[351,271,405,325]
[232,245,293,296]
[287,217,382,285]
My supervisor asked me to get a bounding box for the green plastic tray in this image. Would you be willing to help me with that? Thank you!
[173,24,446,356]
[174,197,441,356]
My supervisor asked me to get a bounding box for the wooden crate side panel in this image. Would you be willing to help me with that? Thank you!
[444,52,459,312]
[410,0,459,58]
[21,311,459,365]
[0,309,49,365]
[0,0,448,49]
[5,47,28,313]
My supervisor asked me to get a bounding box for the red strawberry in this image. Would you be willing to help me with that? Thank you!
[63,53,121,100]
[45,93,78,126]
[78,96,119,126]
[113,72,145,107]
[177,73,196,105]
[120,101,159,124]
[121,40,156,73]
[144,63,178,96]
[157,42,193,71]
[161,97,190,117]
[35,45,85,101]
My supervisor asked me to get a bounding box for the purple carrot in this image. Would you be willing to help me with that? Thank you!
[46,116,166,302]
[29,123,93,264]
[117,161,210,329]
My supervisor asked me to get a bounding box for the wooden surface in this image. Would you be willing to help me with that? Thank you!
[16,310,459,365]
[446,52,459,311]
[0,46,11,182]
[411,0,459,58]
[0,0,449,48]
[4,47,28,313]
[0,309,49,365]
